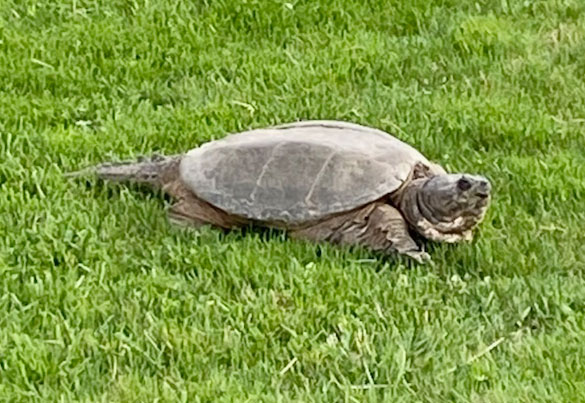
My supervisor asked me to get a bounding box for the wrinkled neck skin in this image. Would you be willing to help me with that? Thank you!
[391,179,474,243]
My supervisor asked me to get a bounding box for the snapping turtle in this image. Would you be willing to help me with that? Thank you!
[71,120,491,263]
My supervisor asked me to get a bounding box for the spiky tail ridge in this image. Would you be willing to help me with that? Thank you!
[66,153,183,187]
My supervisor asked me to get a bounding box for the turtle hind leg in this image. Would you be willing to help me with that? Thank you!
[167,188,248,230]
[290,202,430,263]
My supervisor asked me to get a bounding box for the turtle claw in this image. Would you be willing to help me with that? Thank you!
[407,250,432,264]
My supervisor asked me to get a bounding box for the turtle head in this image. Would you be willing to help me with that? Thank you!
[401,174,491,242]
[420,174,491,222]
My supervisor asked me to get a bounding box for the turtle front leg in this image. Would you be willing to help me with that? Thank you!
[365,204,431,263]
[291,202,430,263]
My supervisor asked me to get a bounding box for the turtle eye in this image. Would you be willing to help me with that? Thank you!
[457,177,472,191]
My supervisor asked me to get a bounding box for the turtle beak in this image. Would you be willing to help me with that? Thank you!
[475,178,491,199]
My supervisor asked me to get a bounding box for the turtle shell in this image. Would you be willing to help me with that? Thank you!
[179,120,433,224]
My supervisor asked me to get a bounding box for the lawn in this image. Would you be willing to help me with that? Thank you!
[1,0,585,401]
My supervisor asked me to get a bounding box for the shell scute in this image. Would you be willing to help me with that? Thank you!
[180,121,432,223]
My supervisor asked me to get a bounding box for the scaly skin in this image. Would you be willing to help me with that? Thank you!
[393,175,491,243]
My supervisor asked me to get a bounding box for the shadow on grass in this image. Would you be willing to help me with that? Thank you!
[74,179,439,270]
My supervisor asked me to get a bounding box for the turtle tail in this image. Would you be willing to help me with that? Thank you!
[66,153,183,187]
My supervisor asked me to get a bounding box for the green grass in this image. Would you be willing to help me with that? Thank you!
[1,0,585,401]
